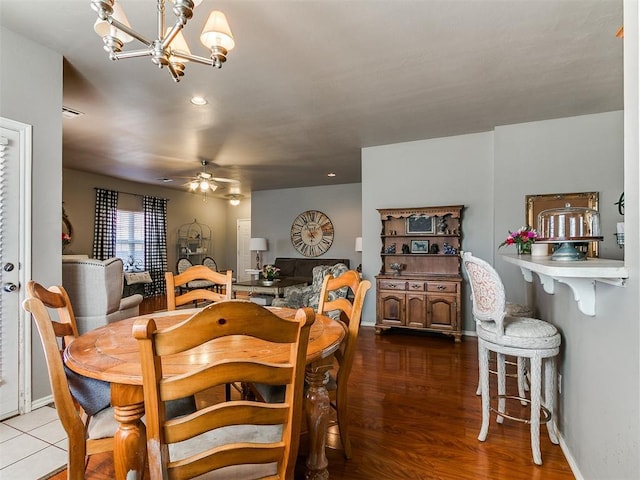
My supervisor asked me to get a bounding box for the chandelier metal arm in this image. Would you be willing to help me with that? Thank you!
[171,50,224,68]
[108,17,152,46]
[166,61,180,82]
[162,22,184,50]
[112,49,153,60]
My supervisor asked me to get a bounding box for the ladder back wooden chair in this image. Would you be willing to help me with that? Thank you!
[165,265,233,310]
[316,270,371,459]
[22,281,116,480]
[250,270,370,459]
[133,300,314,480]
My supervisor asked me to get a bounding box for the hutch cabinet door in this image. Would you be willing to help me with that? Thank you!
[426,294,458,331]
[377,292,405,326]
[406,294,427,328]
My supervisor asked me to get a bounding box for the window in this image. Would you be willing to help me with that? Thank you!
[117,209,144,271]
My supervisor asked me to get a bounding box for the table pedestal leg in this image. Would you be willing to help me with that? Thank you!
[305,360,332,480]
[111,384,147,480]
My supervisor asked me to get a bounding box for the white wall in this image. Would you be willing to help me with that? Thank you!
[0,27,63,401]
[362,109,636,478]
[250,183,362,282]
[492,111,636,479]
[493,112,624,306]
[362,132,495,331]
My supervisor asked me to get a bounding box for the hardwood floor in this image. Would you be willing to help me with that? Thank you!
[51,297,575,479]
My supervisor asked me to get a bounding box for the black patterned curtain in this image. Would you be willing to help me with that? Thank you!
[143,195,168,296]
[92,188,118,260]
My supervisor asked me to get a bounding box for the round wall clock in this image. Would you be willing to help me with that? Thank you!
[290,210,334,257]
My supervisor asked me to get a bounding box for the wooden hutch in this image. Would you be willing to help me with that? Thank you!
[375,205,463,342]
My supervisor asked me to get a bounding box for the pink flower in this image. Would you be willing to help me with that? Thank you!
[498,226,537,250]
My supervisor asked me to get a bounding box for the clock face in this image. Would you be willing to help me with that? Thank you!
[290,210,334,257]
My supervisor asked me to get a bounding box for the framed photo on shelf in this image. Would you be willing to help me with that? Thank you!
[410,239,430,253]
[406,215,434,234]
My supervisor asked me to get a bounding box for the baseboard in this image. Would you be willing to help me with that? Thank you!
[31,394,54,411]
[558,433,584,480]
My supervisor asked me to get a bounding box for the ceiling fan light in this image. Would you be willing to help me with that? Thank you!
[200,180,210,191]
[94,1,134,43]
[189,180,199,190]
[200,11,235,51]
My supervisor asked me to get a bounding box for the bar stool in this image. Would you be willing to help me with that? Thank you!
[462,252,561,465]
[475,302,534,401]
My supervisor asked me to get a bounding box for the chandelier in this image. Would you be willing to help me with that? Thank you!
[90,0,235,82]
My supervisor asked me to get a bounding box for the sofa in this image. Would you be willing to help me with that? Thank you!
[62,257,143,334]
[273,257,350,284]
[271,263,350,312]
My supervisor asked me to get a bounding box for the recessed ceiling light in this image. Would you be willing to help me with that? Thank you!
[190,96,208,106]
[327,172,336,177]
[157,178,173,183]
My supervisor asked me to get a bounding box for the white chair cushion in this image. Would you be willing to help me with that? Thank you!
[169,424,281,479]
[87,407,118,440]
[187,280,215,289]
[477,316,561,349]
[505,302,534,317]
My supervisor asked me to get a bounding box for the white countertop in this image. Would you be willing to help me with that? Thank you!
[501,254,628,316]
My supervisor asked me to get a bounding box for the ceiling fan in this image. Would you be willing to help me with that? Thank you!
[183,160,239,198]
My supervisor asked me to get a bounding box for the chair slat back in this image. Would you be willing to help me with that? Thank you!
[133,300,314,480]
[462,252,507,335]
[317,270,371,384]
[22,282,87,457]
[165,266,233,310]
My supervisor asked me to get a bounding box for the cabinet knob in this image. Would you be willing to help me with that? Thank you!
[437,284,446,290]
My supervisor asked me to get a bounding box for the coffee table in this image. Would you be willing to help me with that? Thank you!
[232,277,307,297]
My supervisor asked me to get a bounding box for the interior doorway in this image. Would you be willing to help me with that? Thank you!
[0,117,32,420]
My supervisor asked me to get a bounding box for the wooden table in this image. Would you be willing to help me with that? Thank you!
[232,278,308,298]
[64,307,345,480]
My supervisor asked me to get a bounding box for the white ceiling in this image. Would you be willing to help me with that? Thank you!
[0,0,623,198]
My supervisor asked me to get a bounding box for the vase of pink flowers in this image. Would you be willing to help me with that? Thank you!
[498,226,538,255]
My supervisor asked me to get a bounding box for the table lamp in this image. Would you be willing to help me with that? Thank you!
[249,237,268,269]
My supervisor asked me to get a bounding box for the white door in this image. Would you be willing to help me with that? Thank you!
[0,118,32,420]
[236,219,252,282]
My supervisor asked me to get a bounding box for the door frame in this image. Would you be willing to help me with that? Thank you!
[0,117,33,417]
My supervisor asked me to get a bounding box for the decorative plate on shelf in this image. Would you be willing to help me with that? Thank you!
[290,210,334,257]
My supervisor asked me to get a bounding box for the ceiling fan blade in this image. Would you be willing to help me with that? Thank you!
[211,177,240,183]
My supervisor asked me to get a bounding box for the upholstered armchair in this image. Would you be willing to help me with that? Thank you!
[271,263,349,312]
[62,257,143,334]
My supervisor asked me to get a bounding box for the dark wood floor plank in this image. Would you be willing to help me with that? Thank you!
[49,297,574,479]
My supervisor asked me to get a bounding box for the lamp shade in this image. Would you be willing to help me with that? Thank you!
[166,28,191,60]
[94,1,134,43]
[200,11,235,51]
[355,237,363,252]
[250,237,268,251]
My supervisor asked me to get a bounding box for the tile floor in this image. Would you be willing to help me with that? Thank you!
[0,406,67,479]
